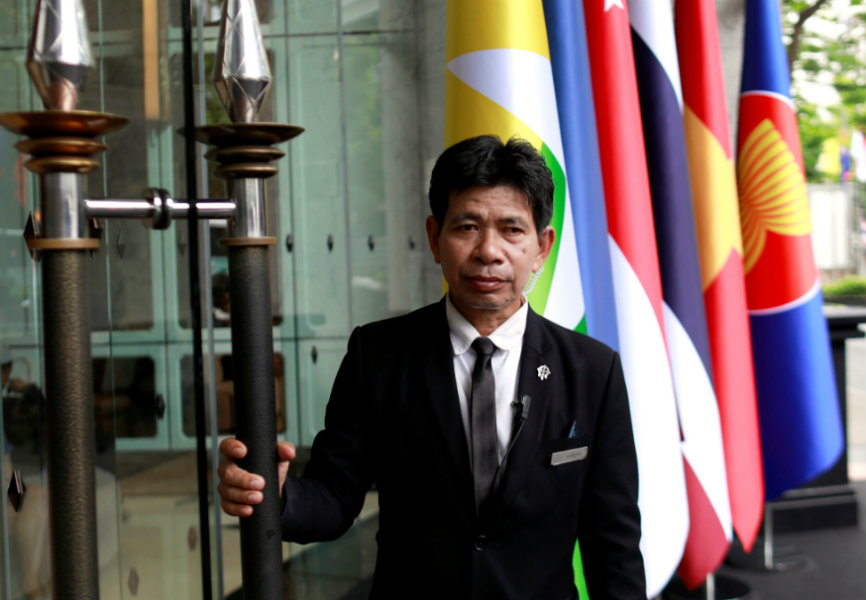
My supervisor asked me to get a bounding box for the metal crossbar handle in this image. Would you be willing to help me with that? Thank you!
[85,190,236,229]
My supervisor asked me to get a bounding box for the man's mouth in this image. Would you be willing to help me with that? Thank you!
[465,275,507,291]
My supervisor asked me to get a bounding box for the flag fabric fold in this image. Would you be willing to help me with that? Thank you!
[630,0,732,588]
[737,0,844,501]
[675,0,765,552]
[445,0,584,333]
[543,0,618,350]
[584,0,688,595]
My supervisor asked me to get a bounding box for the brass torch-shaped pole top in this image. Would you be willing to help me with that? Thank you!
[26,0,94,112]
[212,0,272,123]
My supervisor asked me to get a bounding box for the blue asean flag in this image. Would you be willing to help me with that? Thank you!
[543,0,618,350]
[737,0,843,500]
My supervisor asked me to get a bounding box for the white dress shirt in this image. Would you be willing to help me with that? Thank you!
[445,295,528,465]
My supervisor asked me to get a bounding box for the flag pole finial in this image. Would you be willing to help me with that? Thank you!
[27,0,95,111]
[212,0,272,123]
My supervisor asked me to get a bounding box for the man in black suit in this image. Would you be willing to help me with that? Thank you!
[218,135,645,599]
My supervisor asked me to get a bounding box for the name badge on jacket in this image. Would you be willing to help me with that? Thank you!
[550,446,588,466]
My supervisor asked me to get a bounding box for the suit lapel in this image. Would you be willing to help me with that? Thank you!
[422,300,475,504]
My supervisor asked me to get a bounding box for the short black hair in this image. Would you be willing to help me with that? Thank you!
[428,135,554,234]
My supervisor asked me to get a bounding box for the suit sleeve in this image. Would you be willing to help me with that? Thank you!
[281,326,375,543]
[580,352,646,599]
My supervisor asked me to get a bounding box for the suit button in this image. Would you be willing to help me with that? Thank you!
[473,535,488,551]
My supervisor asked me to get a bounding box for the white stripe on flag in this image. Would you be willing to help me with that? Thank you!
[663,303,733,537]
[609,239,689,594]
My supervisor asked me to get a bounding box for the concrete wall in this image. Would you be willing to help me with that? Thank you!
[717,0,747,148]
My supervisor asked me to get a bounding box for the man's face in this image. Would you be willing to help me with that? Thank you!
[426,185,554,329]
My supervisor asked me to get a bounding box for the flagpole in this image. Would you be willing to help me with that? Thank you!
[761,504,806,571]
[762,505,773,570]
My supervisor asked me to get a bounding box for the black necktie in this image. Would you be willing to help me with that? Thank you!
[470,337,497,512]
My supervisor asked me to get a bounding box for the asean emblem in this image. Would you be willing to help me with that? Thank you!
[737,118,811,275]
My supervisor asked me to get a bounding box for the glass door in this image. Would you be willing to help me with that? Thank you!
[1,0,443,598]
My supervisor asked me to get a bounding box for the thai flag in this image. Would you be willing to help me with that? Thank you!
[737,0,844,501]
[630,0,731,588]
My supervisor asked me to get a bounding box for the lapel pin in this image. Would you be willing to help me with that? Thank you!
[537,364,550,381]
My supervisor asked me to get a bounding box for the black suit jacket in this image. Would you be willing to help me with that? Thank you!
[282,300,645,599]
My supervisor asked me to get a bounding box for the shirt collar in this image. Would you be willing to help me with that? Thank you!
[445,294,528,356]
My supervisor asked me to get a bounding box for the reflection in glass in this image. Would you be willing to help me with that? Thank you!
[2,355,49,598]
[181,353,285,436]
[178,224,282,328]
[92,356,158,439]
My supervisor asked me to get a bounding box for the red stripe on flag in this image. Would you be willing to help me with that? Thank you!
[745,230,817,309]
[675,0,733,158]
[704,252,764,549]
[584,0,664,329]
[678,460,729,588]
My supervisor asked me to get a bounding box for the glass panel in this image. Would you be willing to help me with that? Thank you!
[0,5,44,599]
[0,153,36,341]
[0,49,37,342]
[296,339,346,446]
[87,222,157,332]
[2,351,49,600]
[288,35,351,338]
[77,0,160,336]
[113,449,206,598]
[287,0,338,35]
[177,0,275,28]
[91,344,172,452]
[176,223,282,330]
[0,2,27,42]
[341,0,415,33]
[94,356,158,439]
[180,352,287,436]
[343,31,427,325]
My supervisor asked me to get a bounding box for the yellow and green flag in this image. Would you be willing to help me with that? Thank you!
[445,0,585,332]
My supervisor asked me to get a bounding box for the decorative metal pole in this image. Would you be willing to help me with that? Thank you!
[0,1,299,597]
[0,1,124,597]
[196,1,302,597]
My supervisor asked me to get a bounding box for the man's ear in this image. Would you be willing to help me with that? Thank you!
[425,216,442,264]
[533,226,555,272]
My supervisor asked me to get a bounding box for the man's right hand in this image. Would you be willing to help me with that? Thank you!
[217,438,296,517]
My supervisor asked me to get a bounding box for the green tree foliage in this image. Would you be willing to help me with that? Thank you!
[797,100,839,180]
[783,0,866,180]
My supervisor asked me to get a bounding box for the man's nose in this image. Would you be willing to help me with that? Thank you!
[474,229,504,263]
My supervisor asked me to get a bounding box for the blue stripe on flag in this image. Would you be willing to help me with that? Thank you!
[741,0,791,96]
[750,291,844,500]
[543,0,619,350]
[631,29,713,371]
